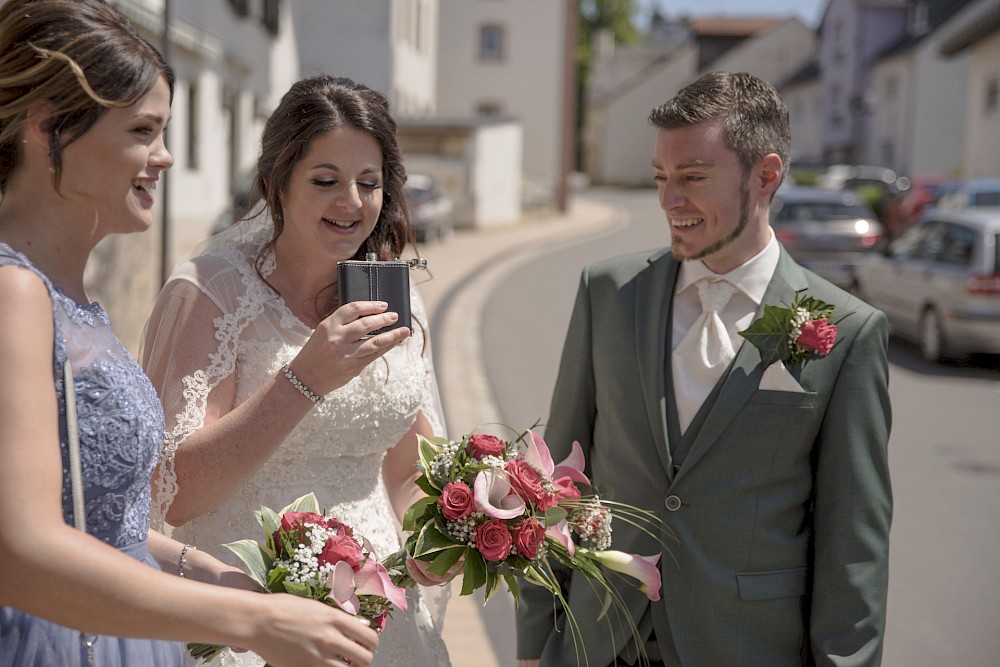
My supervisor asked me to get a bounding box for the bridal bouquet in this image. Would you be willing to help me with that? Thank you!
[187,493,407,664]
[392,427,669,651]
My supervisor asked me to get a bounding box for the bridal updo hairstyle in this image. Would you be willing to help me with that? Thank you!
[0,0,175,193]
[254,75,412,274]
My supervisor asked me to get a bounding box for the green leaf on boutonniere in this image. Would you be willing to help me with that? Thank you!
[739,304,794,369]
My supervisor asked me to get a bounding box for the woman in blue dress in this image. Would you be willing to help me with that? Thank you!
[0,1,378,666]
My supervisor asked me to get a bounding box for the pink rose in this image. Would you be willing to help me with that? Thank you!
[318,534,364,570]
[468,433,506,459]
[535,492,560,512]
[797,318,837,355]
[552,476,581,501]
[371,611,388,633]
[475,519,513,561]
[511,517,545,560]
[438,481,475,520]
[280,511,353,537]
[505,460,548,506]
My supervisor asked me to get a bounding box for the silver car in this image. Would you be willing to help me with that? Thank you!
[852,208,1000,362]
[770,186,886,289]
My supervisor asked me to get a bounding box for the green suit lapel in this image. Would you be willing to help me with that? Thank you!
[673,248,810,481]
[634,248,679,481]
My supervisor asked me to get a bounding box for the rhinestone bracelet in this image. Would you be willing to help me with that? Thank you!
[178,544,196,578]
[280,364,324,404]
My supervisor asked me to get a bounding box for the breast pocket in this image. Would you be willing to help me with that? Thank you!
[748,390,817,408]
[737,567,809,601]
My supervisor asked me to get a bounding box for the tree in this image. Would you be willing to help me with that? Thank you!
[574,0,640,168]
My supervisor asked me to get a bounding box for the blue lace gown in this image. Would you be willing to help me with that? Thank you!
[0,245,185,666]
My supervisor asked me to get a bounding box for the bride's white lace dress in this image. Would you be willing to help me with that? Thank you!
[141,219,451,667]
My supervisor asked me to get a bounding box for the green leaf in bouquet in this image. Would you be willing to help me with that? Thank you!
[402,496,437,532]
[414,474,440,497]
[460,549,487,596]
[503,571,521,608]
[543,506,568,527]
[413,521,458,558]
[281,492,321,515]
[222,539,270,590]
[416,436,444,490]
[739,304,793,369]
[266,564,290,593]
[281,579,310,597]
[426,545,464,577]
[483,568,502,604]
[255,505,281,542]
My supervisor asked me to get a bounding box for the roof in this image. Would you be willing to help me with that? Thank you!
[875,0,978,61]
[940,0,1000,55]
[688,17,782,37]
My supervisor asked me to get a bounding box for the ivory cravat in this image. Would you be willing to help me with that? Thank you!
[672,278,738,434]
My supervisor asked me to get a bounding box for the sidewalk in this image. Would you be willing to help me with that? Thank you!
[409,196,621,667]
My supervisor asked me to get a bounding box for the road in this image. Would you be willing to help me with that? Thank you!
[475,187,1000,667]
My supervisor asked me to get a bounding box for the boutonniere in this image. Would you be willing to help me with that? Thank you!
[739,290,847,369]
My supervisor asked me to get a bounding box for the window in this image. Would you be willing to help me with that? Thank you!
[227,0,249,17]
[887,222,929,259]
[477,101,502,116]
[262,0,280,36]
[985,77,998,115]
[186,81,199,170]
[479,25,505,61]
[940,225,977,267]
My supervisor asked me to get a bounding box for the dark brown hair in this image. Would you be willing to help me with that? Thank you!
[253,75,411,283]
[649,71,790,185]
[0,0,175,193]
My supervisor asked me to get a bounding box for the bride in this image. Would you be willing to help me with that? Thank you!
[141,75,451,667]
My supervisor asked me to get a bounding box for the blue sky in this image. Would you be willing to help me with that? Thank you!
[635,0,827,28]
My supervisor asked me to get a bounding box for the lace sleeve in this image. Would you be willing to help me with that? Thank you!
[410,286,447,439]
[140,270,241,530]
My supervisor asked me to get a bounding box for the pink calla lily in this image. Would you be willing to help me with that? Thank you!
[524,431,590,486]
[355,557,408,613]
[473,469,526,519]
[327,560,360,614]
[545,519,575,557]
[591,550,662,601]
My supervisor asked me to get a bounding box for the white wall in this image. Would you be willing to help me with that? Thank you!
[783,77,823,166]
[436,0,567,205]
[964,30,1000,178]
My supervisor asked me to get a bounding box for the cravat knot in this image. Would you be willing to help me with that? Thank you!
[697,278,736,314]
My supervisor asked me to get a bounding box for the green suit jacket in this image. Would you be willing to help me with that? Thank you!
[516,246,892,667]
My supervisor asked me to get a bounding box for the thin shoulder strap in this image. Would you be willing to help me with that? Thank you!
[63,358,86,532]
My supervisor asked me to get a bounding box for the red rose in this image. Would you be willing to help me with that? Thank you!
[535,492,560,512]
[468,433,505,459]
[505,460,547,506]
[280,511,326,533]
[317,534,364,570]
[511,517,545,560]
[475,519,513,561]
[797,318,837,355]
[552,476,581,501]
[438,481,475,520]
[371,611,388,633]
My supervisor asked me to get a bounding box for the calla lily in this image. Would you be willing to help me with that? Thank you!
[355,557,408,613]
[545,519,575,557]
[327,560,360,614]
[591,550,662,602]
[523,431,590,486]
[473,469,526,519]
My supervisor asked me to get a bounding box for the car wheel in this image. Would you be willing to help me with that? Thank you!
[919,308,946,363]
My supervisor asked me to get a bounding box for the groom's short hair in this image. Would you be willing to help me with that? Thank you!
[648,71,790,183]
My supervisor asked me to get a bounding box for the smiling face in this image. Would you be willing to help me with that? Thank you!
[58,76,173,233]
[653,119,778,274]
[278,125,384,266]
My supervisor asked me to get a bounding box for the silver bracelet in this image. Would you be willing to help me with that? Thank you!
[280,364,324,404]
[178,544,196,578]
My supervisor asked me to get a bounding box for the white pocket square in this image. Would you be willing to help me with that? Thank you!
[758,362,807,393]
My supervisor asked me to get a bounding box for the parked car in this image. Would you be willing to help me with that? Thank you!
[852,208,1000,362]
[404,173,453,243]
[936,178,1000,211]
[880,173,956,238]
[770,186,886,289]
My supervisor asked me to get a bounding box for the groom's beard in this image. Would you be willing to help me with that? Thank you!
[674,177,752,262]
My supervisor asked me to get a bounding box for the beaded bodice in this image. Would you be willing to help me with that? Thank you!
[0,244,162,549]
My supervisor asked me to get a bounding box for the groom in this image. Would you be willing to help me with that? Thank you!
[516,71,892,667]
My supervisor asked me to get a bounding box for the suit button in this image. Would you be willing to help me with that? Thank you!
[665,495,682,511]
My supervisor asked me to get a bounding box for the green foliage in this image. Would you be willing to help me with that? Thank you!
[739,304,795,369]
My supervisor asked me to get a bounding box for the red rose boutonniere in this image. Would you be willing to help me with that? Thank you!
[739,290,848,369]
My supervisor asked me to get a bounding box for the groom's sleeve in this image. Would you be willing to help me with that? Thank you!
[809,307,892,666]
[516,268,597,660]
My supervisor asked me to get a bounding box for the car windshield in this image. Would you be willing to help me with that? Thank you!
[781,202,871,222]
[972,191,1000,207]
